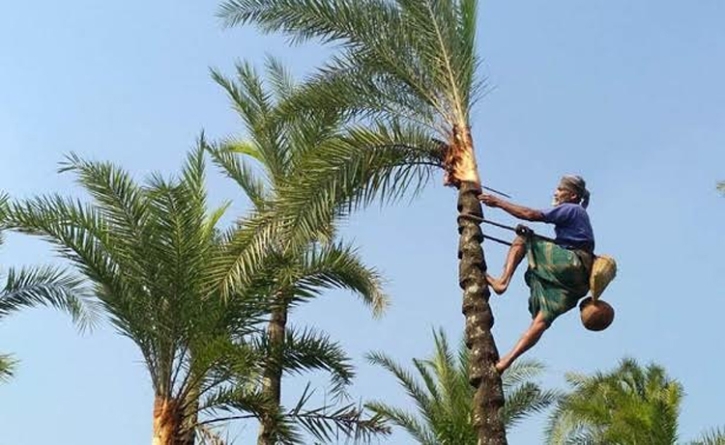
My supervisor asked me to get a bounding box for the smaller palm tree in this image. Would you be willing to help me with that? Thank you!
[366,328,557,444]
[546,357,725,445]
[206,59,390,445]
[1,151,271,445]
[0,193,94,383]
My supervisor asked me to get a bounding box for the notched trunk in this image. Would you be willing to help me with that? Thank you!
[457,182,507,445]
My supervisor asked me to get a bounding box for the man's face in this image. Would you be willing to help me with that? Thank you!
[552,187,578,206]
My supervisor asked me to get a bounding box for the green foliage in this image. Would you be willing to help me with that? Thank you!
[206,59,441,299]
[691,428,725,445]
[212,1,489,298]
[218,0,483,129]
[546,358,725,445]
[0,193,96,384]
[1,146,272,436]
[0,353,17,383]
[366,329,557,444]
[206,60,391,443]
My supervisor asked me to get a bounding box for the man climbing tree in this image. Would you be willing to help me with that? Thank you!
[478,175,594,373]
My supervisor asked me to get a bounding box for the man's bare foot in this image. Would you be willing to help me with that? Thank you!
[486,274,509,295]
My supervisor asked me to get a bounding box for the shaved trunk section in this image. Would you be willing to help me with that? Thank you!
[257,303,288,445]
[451,126,507,445]
[152,397,181,445]
[444,125,481,187]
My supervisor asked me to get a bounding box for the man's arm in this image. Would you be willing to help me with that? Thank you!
[478,193,545,222]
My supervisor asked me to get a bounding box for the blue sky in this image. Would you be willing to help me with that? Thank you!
[1,1,723,444]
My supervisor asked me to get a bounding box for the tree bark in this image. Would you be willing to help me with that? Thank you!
[151,395,195,445]
[457,181,508,445]
[152,396,181,445]
[257,301,288,445]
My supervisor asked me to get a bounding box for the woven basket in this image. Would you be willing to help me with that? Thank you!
[590,255,617,300]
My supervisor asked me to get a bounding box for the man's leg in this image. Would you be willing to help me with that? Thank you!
[495,312,549,373]
[487,235,527,295]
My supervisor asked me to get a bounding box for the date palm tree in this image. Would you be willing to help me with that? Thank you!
[2,150,270,445]
[0,193,94,383]
[217,1,506,442]
[546,358,725,445]
[206,59,389,445]
[367,329,557,444]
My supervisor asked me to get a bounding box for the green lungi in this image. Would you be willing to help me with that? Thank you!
[524,238,590,324]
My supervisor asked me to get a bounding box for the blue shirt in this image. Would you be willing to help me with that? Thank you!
[541,203,595,251]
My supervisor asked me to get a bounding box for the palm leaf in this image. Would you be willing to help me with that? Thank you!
[0,353,17,383]
[1,265,96,329]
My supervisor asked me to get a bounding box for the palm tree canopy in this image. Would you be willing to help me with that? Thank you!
[219,0,487,191]
[206,58,444,298]
[2,147,271,431]
[208,60,390,314]
[219,0,483,129]
[546,358,684,445]
[366,328,557,444]
[547,358,725,445]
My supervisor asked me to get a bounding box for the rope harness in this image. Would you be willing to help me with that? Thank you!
[458,213,555,246]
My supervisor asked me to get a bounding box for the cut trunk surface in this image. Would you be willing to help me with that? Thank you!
[257,302,288,445]
[457,180,507,444]
[444,125,481,187]
[152,396,185,445]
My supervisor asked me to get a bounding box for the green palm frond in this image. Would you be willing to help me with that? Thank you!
[365,401,437,445]
[367,329,553,444]
[219,0,484,130]
[210,127,439,295]
[58,152,149,246]
[206,140,269,210]
[691,427,725,445]
[282,241,388,316]
[717,181,724,194]
[211,62,288,183]
[1,265,96,329]
[286,384,391,444]
[0,353,17,383]
[253,325,354,400]
[366,351,432,413]
[502,381,559,430]
[197,425,232,445]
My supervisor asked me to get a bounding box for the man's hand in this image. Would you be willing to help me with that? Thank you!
[478,193,502,208]
[515,224,534,237]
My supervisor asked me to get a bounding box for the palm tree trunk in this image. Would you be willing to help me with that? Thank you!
[152,396,181,445]
[457,181,508,445]
[151,395,196,445]
[179,387,200,445]
[257,302,288,445]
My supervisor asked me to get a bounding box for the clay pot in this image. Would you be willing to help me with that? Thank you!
[579,296,614,331]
